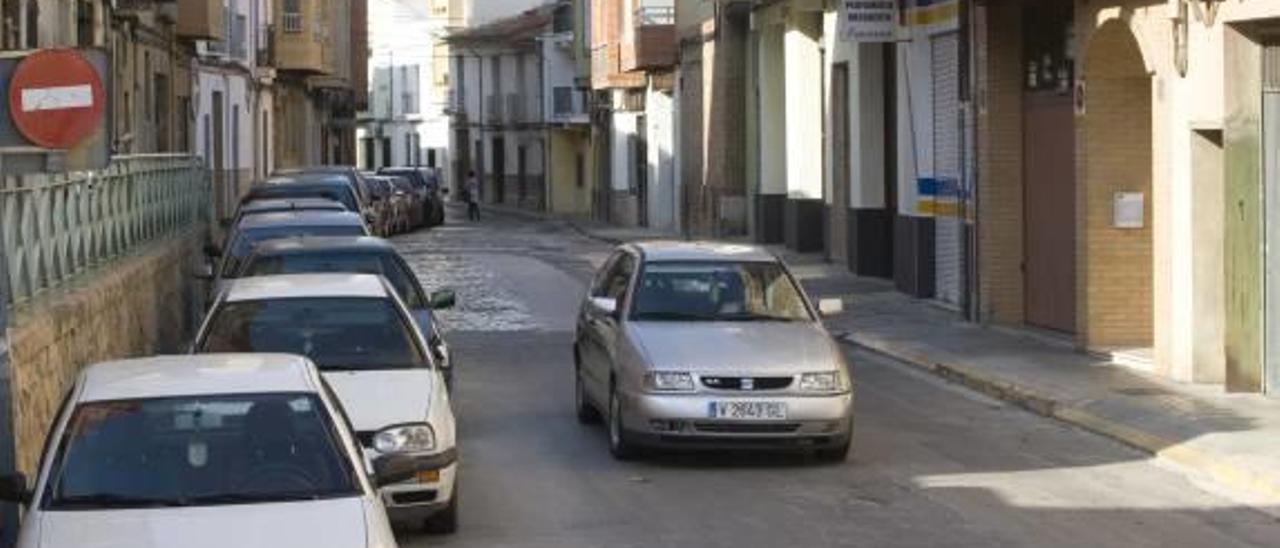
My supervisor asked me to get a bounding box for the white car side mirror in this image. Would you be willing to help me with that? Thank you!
[818,298,844,317]
[591,296,619,317]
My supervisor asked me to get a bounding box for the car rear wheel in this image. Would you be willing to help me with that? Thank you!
[423,486,458,535]
[608,385,639,460]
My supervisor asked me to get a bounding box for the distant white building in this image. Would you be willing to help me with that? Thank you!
[357,0,451,176]
[193,0,275,221]
[447,1,581,212]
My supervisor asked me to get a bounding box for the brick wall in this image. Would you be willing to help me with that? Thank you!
[7,229,205,474]
[1078,20,1153,348]
[976,1,1025,325]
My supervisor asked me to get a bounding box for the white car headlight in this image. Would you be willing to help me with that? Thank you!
[645,371,696,392]
[799,371,847,393]
[373,423,436,454]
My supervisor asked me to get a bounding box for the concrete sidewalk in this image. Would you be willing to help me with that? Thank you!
[556,214,1280,505]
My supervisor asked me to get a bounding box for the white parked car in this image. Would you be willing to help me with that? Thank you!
[0,355,401,548]
[192,274,459,533]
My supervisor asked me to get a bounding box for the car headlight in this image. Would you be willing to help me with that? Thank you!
[373,423,436,454]
[799,371,847,393]
[645,371,696,392]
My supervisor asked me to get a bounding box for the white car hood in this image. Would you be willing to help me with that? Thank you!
[33,498,368,548]
[323,369,434,431]
[627,321,842,374]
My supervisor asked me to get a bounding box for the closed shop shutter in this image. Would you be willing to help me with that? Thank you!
[932,32,964,308]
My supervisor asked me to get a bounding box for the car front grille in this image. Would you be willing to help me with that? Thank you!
[693,422,801,434]
[700,376,793,391]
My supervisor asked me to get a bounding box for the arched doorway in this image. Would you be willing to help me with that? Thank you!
[1079,20,1153,351]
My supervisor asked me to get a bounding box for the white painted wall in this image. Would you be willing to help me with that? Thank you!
[783,14,823,200]
[758,23,787,195]
[646,86,676,231]
[364,0,452,170]
[896,38,935,216]
[541,33,587,123]
[611,110,639,191]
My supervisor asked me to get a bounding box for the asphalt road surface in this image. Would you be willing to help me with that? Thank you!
[393,207,1280,548]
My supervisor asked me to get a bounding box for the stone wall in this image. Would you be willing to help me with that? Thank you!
[7,228,206,474]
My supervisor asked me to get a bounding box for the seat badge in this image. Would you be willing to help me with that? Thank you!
[741,378,754,391]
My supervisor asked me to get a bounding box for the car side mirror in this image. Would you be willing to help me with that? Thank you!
[591,296,619,318]
[818,298,845,317]
[0,473,31,505]
[371,454,417,488]
[430,290,457,310]
[194,261,214,281]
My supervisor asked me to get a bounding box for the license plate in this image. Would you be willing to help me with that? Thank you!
[707,401,787,420]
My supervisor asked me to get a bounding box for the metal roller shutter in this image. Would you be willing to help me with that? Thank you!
[932,32,964,308]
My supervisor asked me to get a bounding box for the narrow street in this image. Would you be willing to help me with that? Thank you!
[391,208,1280,548]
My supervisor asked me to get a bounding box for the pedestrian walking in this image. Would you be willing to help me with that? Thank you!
[465,171,481,222]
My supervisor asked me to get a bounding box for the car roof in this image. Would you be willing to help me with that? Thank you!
[223,273,394,302]
[234,210,365,229]
[250,236,395,255]
[630,241,779,263]
[239,198,346,213]
[78,355,319,402]
[256,175,351,187]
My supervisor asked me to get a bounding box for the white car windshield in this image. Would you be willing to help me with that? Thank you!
[223,225,368,277]
[240,253,425,309]
[44,393,360,510]
[630,261,812,322]
[198,297,428,370]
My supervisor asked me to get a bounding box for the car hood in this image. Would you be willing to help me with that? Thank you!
[322,369,433,431]
[626,321,842,374]
[33,498,369,548]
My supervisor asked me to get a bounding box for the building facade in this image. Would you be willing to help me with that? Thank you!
[590,0,679,232]
[271,0,363,170]
[357,0,451,179]
[446,0,554,211]
[191,0,276,221]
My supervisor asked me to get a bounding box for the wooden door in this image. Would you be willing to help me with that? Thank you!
[1023,92,1077,332]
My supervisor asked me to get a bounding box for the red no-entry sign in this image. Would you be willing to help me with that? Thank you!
[7,49,106,150]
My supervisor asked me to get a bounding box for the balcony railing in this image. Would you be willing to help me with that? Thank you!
[635,6,675,26]
[282,12,303,33]
[0,155,210,304]
[486,94,505,124]
[506,93,525,124]
[257,24,276,67]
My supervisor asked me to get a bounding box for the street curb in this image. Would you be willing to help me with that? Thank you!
[839,332,1280,504]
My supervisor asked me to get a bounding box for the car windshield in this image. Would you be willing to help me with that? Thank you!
[630,261,812,322]
[44,393,360,510]
[223,225,367,277]
[251,185,358,211]
[240,252,425,308]
[198,298,428,370]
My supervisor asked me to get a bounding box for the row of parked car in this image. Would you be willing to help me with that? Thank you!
[0,166,459,548]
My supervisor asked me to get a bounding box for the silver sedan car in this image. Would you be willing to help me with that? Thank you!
[574,241,853,461]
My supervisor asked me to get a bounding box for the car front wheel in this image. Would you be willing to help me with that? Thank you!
[608,384,639,460]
